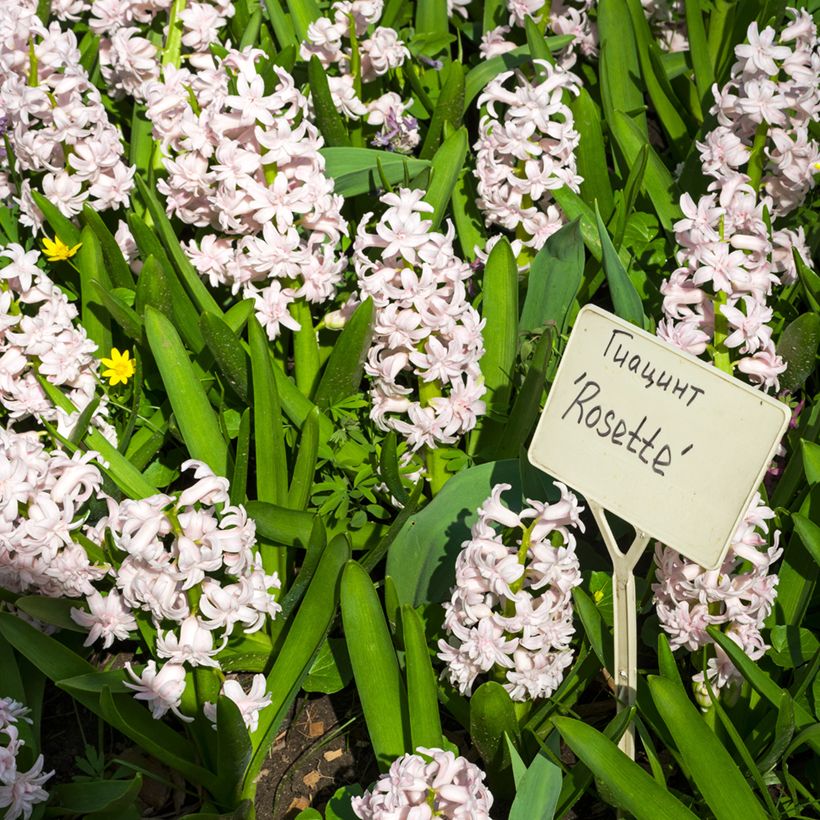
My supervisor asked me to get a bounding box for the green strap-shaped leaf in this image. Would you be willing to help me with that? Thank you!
[245,534,350,792]
[401,605,443,750]
[81,203,134,289]
[308,55,350,147]
[520,218,584,336]
[571,88,614,219]
[263,0,296,47]
[214,696,253,807]
[144,306,228,477]
[287,406,320,510]
[597,0,647,138]
[134,176,221,317]
[470,681,518,798]
[647,676,768,820]
[553,715,699,820]
[450,168,486,260]
[415,0,447,37]
[200,312,251,402]
[341,561,409,769]
[610,110,683,232]
[238,8,262,48]
[508,749,562,820]
[48,775,143,815]
[90,280,143,342]
[77,227,112,352]
[284,0,319,40]
[425,127,468,229]
[31,190,81,246]
[378,431,409,505]
[683,0,714,111]
[480,237,518,417]
[248,316,288,505]
[230,409,251,505]
[420,62,465,160]
[776,313,820,394]
[245,501,315,548]
[320,148,430,197]
[624,0,690,158]
[595,203,644,328]
[313,298,374,409]
[550,187,603,261]
[612,144,649,250]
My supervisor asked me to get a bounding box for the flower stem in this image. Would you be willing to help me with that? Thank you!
[162,0,188,68]
[419,378,448,495]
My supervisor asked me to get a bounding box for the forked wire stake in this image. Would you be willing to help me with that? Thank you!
[587,500,650,760]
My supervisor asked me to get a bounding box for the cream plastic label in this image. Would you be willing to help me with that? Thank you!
[528,305,791,569]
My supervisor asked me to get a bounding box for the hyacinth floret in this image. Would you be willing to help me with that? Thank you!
[68,460,281,721]
[300,0,417,152]
[351,747,494,819]
[474,59,583,253]
[0,698,53,820]
[657,10,819,392]
[0,426,107,600]
[653,492,782,695]
[353,188,486,453]
[0,2,135,229]
[139,48,348,340]
[438,482,583,701]
[0,243,115,440]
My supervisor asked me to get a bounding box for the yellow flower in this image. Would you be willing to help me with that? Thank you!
[100,348,136,386]
[42,235,82,262]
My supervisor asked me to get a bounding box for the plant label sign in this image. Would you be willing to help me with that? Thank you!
[528,305,791,570]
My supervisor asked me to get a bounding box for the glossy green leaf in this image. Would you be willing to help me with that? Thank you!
[48,775,142,815]
[509,749,562,820]
[144,306,228,476]
[314,298,374,409]
[81,205,134,290]
[553,716,698,820]
[14,596,86,632]
[90,280,143,342]
[200,312,250,402]
[480,237,518,417]
[263,0,296,47]
[302,638,353,694]
[648,676,768,820]
[31,190,81,246]
[378,431,409,505]
[420,62,465,159]
[520,218,584,336]
[550,186,603,260]
[248,316,288,505]
[134,176,221,317]
[341,561,409,769]
[597,0,647,138]
[425,127,468,228]
[470,681,518,795]
[321,148,429,196]
[595,204,644,327]
[402,605,443,749]
[613,144,648,250]
[287,406,320,510]
[610,111,682,232]
[387,460,519,605]
[451,168,486,260]
[684,0,714,109]
[803,440,820,485]
[776,313,820,394]
[214,696,253,807]
[284,0,319,40]
[571,89,614,218]
[792,512,820,565]
[77,227,112,352]
[246,534,350,791]
[308,55,350,147]
[245,501,315,548]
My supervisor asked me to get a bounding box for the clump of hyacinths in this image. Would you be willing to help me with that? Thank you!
[0,243,115,439]
[474,59,583,257]
[0,427,106,600]
[657,9,819,391]
[0,698,53,820]
[0,3,135,229]
[653,493,781,698]
[69,460,279,725]
[351,747,494,819]
[438,482,583,702]
[143,49,348,345]
[353,188,486,489]
[481,1,597,67]
[300,0,417,152]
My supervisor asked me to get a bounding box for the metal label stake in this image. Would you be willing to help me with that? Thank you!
[528,306,791,760]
